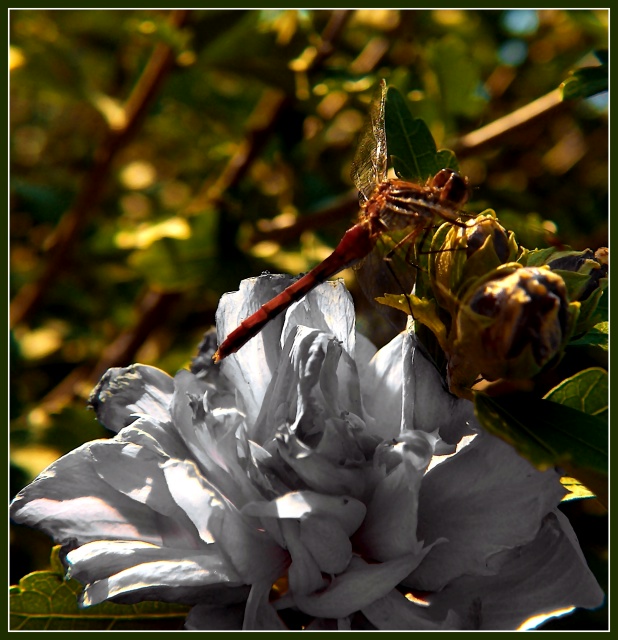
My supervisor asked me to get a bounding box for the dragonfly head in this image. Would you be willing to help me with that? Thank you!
[431,168,470,207]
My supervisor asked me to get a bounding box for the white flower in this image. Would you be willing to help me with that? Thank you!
[10,274,604,630]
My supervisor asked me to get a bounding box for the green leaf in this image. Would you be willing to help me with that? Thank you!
[385,87,459,181]
[473,392,607,477]
[544,367,608,418]
[569,322,608,351]
[10,570,189,630]
[560,59,608,100]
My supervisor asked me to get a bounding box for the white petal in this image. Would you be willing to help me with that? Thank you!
[216,274,296,425]
[80,552,243,607]
[66,540,230,585]
[10,443,170,546]
[283,519,327,596]
[208,499,289,585]
[242,490,366,536]
[300,515,352,574]
[243,581,289,630]
[282,279,356,358]
[161,459,223,544]
[356,431,435,561]
[360,333,405,439]
[402,332,475,443]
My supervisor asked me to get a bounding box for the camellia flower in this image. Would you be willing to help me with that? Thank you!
[10,274,603,630]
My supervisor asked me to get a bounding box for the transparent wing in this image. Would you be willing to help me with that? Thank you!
[350,79,388,200]
[353,228,420,331]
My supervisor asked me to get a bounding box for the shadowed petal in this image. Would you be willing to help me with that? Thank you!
[409,431,567,591]
[292,554,427,619]
[422,511,605,629]
[402,332,475,443]
[356,430,436,561]
[362,589,463,630]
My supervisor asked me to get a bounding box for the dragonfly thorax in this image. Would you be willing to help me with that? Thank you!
[362,171,467,237]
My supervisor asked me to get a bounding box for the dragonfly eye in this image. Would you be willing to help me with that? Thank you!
[430,168,456,188]
[432,168,469,206]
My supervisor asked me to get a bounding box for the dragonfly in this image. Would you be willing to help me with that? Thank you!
[213,80,470,363]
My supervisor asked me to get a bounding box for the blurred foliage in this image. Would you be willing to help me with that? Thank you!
[10,9,607,629]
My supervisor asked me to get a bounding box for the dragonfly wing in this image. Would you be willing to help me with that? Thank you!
[350,79,388,200]
[354,231,419,334]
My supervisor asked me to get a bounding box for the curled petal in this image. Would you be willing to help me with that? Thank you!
[281,279,357,359]
[66,540,238,591]
[292,554,427,619]
[300,515,352,574]
[89,365,174,433]
[356,430,436,561]
[243,581,289,630]
[242,491,366,536]
[78,552,243,607]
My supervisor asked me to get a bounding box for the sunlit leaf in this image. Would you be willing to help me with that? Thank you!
[10,569,189,631]
[560,476,596,501]
[568,322,608,351]
[544,367,608,418]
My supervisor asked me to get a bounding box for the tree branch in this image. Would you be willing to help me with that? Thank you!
[453,88,567,158]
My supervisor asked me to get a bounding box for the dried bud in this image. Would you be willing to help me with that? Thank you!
[451,265,577,386]
[429,211,519,312]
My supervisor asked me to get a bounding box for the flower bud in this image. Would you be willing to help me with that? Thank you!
[451,265,577,386]
[547,247,608,301]
[520,246,608,336]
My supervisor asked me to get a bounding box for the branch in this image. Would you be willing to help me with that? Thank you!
[453,88,567,158]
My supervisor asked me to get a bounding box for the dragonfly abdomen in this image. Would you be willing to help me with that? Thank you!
[213,222,377,362]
